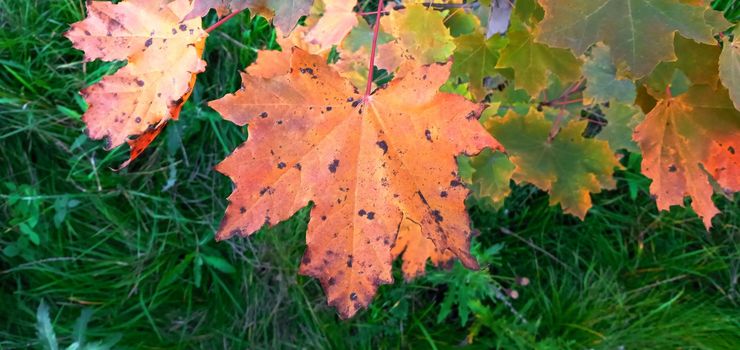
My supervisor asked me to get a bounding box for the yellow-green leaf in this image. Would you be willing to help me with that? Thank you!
[382,4,456,64]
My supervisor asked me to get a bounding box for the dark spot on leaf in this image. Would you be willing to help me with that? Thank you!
[328,159,339,173]
[326,106,332,111]
[431,210,444,223]
[358,209,366,216]
[179,24,187,31]
[144,38,153,47]
[352,100,362,108]
[260,112,268,118]
[366,212,375,220]
[259,187,272,196]
[350,292,357,300]
[277,162,286,169]
[668,165,677,172]
[376,140,388,154]
[425,129,432,142]
[302,255,311,264]
[328,277,336,285]
[347,255,353,267]
[239,207,246,214]
[136,79,145,87]
[135,117,141,123]
[440,191,448,198]
[321,215,327,221]
[450,179,463,187]
[293,163,302,171]
[729,146,735,155]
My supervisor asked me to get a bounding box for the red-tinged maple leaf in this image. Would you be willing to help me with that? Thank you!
[65,0,207,166]
[209,48,500,318]
[634,85,739,229]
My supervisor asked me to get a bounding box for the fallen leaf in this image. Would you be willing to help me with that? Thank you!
[209,48,500,318]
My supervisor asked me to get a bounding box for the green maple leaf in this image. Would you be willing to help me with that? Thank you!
[485,109,620,219]
[496,21,581,96]
[583,44,636,104]
[468,149,515,210]
[719,28,740,110]
[450,32,507,101]
[644,35,722,99]
[342,18,393,52]
[382,3,456,64]
[596,103,644,153]
[536,0,715,78]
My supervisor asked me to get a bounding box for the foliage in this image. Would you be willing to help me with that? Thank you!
[0,0,738,344]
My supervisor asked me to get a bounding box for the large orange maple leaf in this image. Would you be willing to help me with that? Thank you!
[210,48,500,318]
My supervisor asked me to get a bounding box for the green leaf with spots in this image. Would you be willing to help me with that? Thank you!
[484,109,620,219]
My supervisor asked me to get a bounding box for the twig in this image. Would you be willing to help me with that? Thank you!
[362,0,385,102]
[206,8,246,33]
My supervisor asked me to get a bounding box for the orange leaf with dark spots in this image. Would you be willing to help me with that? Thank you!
[634,85,739,229]
[65,0,207,165]
[209,48,500,318]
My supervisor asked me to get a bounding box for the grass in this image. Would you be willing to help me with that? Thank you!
[1,0,739,349]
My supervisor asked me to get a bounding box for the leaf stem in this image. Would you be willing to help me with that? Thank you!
[362,0,385,102]
[206,9,246,33]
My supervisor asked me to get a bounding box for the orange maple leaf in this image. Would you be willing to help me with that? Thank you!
[210,48,500,318]
[65,0,207,165]
[634,85,739,229]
